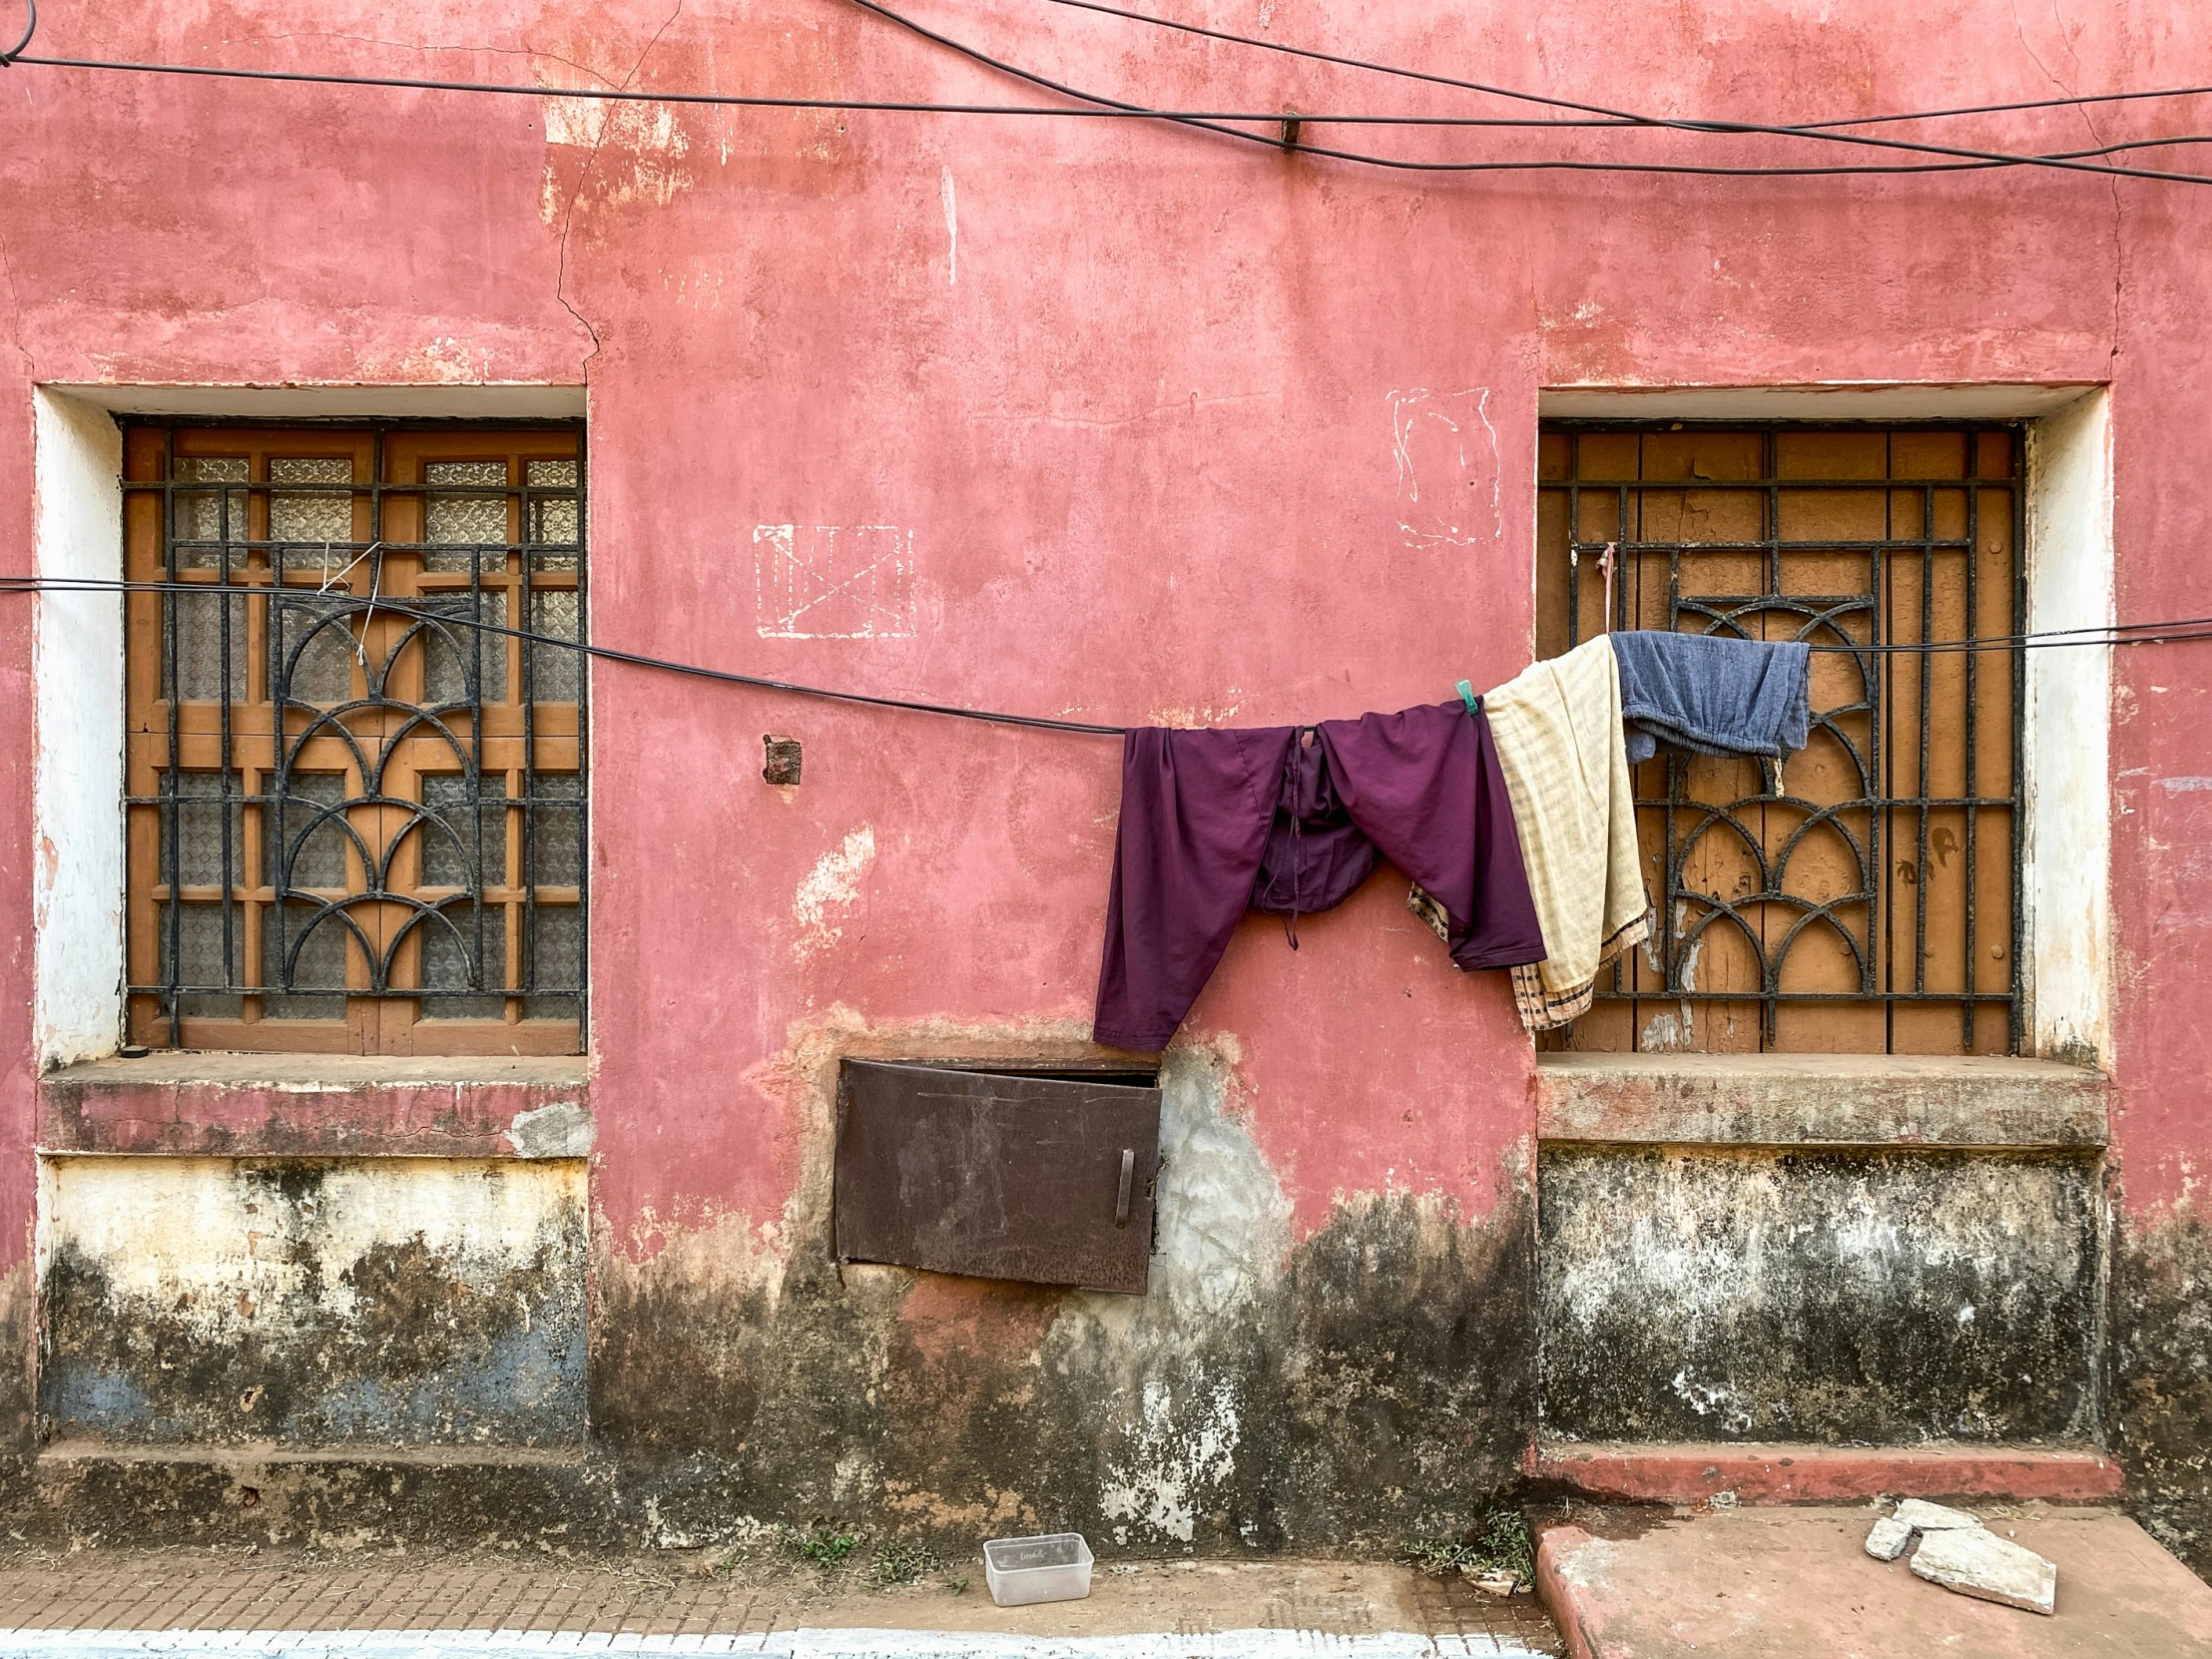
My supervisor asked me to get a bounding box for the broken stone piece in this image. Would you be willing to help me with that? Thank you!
[1864,1516,1916,1561]
[1892,1498,1982,1532]
[1468,1569,1518,1595]
[1909,1526,2057,1615]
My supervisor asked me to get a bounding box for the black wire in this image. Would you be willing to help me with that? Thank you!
[0,576,1127,735]
[2,577,2206,770]
[13,7,2212,184]
[1038,0,2212,149]
[0,0,31,65]
[897,0,2212,185]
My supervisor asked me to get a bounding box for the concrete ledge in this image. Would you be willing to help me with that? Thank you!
[1535,1053,2106,1148]
[39,1054,592,1158]
[1530,1440,2124,1504]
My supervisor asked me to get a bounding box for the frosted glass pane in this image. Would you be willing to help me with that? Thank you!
[420,592,508,705]
[530,774,583,887]
[271,594,357,707]
[172,457,248,569]
[166,590,249,703]
[269,456,354,548]
[420,774,507,889]
[530,590,581,701]
[526,458,579,568]
[426,460,509,570]
[158,902,244,1018]
[420,904,507,1017]
[268,773,350,890]
[161,772,245,888]
[262,900,347,1019]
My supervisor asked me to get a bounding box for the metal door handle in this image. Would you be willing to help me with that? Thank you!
[1114,1149,1135,1227]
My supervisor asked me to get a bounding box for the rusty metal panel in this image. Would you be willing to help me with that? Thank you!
[833,1061,1161,1295]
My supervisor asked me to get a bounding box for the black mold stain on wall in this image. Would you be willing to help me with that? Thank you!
[1539,1148,2101,1443]
[2117,1211,2212,1581]
[39,1160,587,1448]
[593,1191,1533,1552]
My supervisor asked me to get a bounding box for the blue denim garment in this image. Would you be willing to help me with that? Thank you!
[1609,630,1812,764]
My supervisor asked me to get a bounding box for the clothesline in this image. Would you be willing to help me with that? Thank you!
[1,573,2205,740]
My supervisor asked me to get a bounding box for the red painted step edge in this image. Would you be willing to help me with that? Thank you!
[1528,1441,2124,1504]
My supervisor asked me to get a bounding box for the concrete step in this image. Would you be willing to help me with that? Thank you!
[1532,1505,2212,1659]
[1531,1440,2123,1505]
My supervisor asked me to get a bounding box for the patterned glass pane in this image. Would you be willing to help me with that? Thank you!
[530,590,581,702]
[262,899,347,1019]
[419,592,509,705]
[166,590,250,703]
[268,456,355,550]
[523,903,581,1020]
[420,904,507,1018]
[160,772,246,889]
[530,774,583,887]
[271,594,358,707]
[526,458,579,569]
[158,902,244,1018]
[420,774,508,889]
[425,460,510,571]
[172,457,248,569]
[268,773,350,890]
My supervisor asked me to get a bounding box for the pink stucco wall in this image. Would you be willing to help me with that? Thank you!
[3,0,2211,1547]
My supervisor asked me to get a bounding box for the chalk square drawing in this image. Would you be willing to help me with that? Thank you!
[1388,387,1501,549]
[754,524,916,639]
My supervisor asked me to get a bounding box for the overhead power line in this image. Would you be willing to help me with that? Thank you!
[855,0,2212,184]
[4,0,2212,184]
[0,577,2204,746]
[1037,0,2212,142]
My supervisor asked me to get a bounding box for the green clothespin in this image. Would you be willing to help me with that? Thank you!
[1456,679,1478,715]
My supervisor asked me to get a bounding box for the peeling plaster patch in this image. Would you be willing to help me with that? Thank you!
[505,1101,595,1159]
[755,526,916,639]
[940,167,958,285]
[2159,776,2212,794]
[1145,690,1246,728]
[793,828,877,960]
[537,77,696,208]
[1388,388,1501,549]
[1100,1377,1241,1543]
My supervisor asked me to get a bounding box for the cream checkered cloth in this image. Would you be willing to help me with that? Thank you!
[1481,635,1650,1031]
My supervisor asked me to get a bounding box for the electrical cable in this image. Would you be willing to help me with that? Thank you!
[2,577,2207,750]
[860,0,2212,185]
[0,0,31,65]
[7,3,2212,183]
[1037,0,2212,150]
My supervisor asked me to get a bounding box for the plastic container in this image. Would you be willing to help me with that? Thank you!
[982,1532,1094,1606]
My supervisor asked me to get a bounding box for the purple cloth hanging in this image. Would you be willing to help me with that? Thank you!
[1092,701,1545,1053]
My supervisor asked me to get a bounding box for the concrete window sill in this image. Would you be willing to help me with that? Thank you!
[1534,1052,2105,1150]
[38,1052,593,1159]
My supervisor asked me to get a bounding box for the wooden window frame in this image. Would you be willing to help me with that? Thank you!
[122,421,587,1056]
[1537,421,2024,1056]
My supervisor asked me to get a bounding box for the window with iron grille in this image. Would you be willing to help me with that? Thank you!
[1536,423,2023,1055]
[122,423,587,1055]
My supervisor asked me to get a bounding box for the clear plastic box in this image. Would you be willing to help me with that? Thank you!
[982,1532,1094,1606]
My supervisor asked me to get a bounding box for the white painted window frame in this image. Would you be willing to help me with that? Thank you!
[1535,383,2114,1067]
[28,384,588,1072]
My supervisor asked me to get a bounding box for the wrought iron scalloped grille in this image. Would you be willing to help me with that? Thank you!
[124,424,587,1054]
[1536,423,2023,1056]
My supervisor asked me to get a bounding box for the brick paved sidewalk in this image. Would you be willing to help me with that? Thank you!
[0,1548,1562,1657]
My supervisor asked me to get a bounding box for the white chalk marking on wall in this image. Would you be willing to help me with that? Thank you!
[941,165,958,284]
[0,1629,1543,1656]
[754,525,917,640]
[793,826,877,961]
[1386,387,1501,550]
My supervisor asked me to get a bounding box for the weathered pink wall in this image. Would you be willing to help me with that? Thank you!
[3,0,2210,1552]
